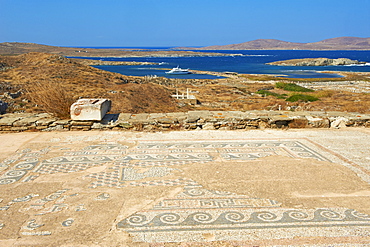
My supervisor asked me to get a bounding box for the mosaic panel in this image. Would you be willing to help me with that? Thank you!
[0,159,39,185]
[117,186,370,242]
[88,178,199,189]
[33,143,128,174]
[1,139,335,188]
[117,153,213,163]
[135,141,331,162]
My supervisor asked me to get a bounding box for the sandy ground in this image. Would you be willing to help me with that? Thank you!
[0,128,370,246]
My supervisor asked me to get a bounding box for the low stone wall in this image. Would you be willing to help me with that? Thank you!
[0,111,370,132]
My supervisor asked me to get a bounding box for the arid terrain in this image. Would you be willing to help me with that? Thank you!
[0,42,238,57]
[1,43,370,246]
[1,129,370,246]
[198,37,370,50]
[0,43,370,118]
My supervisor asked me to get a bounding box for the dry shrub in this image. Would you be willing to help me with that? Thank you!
[342,101,370,113]
[27,81,75,119]
[311,90,334,98]
[108,83,179,113]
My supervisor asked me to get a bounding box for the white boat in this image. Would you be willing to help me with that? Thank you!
[165,66,192,75]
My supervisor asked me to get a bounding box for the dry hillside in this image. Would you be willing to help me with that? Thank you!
[1,52,370,118]
[201,37,370,50]
[0,52,180,115]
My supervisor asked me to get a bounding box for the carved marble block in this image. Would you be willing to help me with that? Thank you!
[70,99,111,121]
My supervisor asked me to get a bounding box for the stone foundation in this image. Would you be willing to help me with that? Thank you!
[0,111,369,132]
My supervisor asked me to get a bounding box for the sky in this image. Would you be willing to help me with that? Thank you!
[1,0,369,47]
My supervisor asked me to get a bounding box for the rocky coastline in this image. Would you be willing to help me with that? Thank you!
[73,59,157,66]
[0,42,242,58]
[267,58,366,66]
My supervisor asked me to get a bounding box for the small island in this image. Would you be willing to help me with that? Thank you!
[267,57,366,66]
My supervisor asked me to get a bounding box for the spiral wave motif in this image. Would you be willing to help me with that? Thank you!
[284,142,299,147]
[196,154,211,159]
[320,210,343,220]
[25,157,39,162]
[135,155,150,160]
[211,144,224,148]
[246,143,260,147]
[297,152,314,157]
[185,188,205,196]
[224,211,245,222]
[90,156,106,161]
[0,178,17,185]
[96,146,109,150]
[48,157,65,162]
[62,218,74,227]
[351,210,370,220]
[15,163,35,170]
[155,155,168,160]
[192,144,206,148]
[174,154,190,159]
[12,195,33,202]
[154,145,168,149]
[70,157,86,161]
[264,143,277,147]
[159,213,181,224]
[5,170,26,177]
[287,211,310,220]
[230,144,243,147]
[290,147,305,151]
[238,154,252,158]
[256,212,278,222]
[173,144,187,148]
[126,214,148,226]
[44,195,60,201]
[192,213,213,223]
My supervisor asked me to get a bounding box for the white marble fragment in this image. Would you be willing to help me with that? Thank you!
[70,99,111,121]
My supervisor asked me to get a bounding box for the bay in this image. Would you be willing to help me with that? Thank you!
[70,50,370,79]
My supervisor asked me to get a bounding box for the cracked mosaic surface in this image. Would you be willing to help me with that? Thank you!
[117,186,370,242]
[1,132,370,245]
[0,139,342,187]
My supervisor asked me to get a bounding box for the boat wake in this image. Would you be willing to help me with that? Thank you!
[343,62,370,67]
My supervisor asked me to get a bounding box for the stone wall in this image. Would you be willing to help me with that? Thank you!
[0,111,369,132]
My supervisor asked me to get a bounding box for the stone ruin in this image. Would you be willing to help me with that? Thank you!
[70,99,111,121]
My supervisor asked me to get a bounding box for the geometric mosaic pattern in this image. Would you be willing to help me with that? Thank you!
[1,136,370,244]
[33,143,128,174]
[0,148,48,185]
[0,139,355,188]
[82,140,332,188]
[135,140,331,162]
[117,185,370,242]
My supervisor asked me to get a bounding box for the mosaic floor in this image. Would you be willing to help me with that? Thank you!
[0,131,370,245]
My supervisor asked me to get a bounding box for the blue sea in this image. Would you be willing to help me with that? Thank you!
[70,50,370,79]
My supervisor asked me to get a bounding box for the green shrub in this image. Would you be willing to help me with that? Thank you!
[285,94,319,102]
[275,82,314,92]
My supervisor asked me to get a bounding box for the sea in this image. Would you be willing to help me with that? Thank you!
[70,49,370,79]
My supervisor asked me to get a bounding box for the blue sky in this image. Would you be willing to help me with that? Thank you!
[1,0,369,47]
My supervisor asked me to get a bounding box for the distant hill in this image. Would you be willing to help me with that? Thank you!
[0,42,235,57]
[200,37,370,50]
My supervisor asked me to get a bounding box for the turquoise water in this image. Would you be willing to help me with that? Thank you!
[70,50,370,79]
